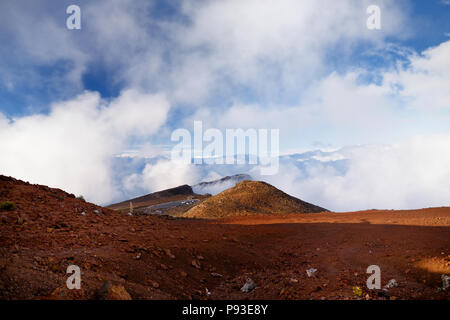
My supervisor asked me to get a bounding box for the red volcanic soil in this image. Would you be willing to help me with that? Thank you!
[0,175,449,300]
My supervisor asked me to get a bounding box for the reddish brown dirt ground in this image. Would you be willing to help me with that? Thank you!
[0,175,449,300]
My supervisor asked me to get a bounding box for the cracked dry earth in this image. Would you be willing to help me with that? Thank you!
[0,175,449,300]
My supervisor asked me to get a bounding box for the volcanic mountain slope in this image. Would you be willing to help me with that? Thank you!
[107,184,203,211]
[1,174,449,300]
[183,180,327,219]
[108,174,252,212]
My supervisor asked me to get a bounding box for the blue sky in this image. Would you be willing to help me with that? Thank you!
[0,0,449,210]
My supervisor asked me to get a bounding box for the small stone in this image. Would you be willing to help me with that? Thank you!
[191,259,201,269]
[211,273,223,278]
[384,279,398,289]
[152,281,160,288]
[289,278,299,283]
[160,263,168,270]
[164,249,175,259]
[81,212,86,216]
[441,274,450,291]
[180,271,187,277]
[306,268,317,277]
[240,278,256,293]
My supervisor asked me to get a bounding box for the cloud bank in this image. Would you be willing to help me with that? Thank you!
[0,89,169,203]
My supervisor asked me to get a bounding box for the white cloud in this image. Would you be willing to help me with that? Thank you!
[124,159,201,193]
[164,0,410,104]
[253,135,450,211]
[383,41,450,110]
[189,40,450,149]
[0,89,170,204]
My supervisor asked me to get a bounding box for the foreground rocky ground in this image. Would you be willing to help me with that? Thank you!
[0,175,449,300]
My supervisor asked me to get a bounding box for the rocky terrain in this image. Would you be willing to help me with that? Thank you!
[0,175,449,300]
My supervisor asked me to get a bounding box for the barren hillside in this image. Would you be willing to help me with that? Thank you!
[183,180,327,219]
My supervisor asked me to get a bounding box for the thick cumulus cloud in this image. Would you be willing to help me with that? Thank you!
[0,89,170,203]
[123,159,201,194]
[190,40,450,148]
[171,0,408,101]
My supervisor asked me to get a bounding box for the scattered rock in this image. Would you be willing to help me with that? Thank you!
[240,278,256,293]
[289,278,299,283]
[97,281,131,300]
[93,209,101,214]
[152,281,160,289]
[441,274,449,291]
[211,273,223,278]
[135,253,141,260]
[160,263,168,270]
[164,249,175,259]
[80,212,86,216]
[306,268,317,277]
[191,259,201,269]
[384,279,398,289]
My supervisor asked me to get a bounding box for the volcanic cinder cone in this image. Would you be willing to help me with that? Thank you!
[183,180,327,219]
